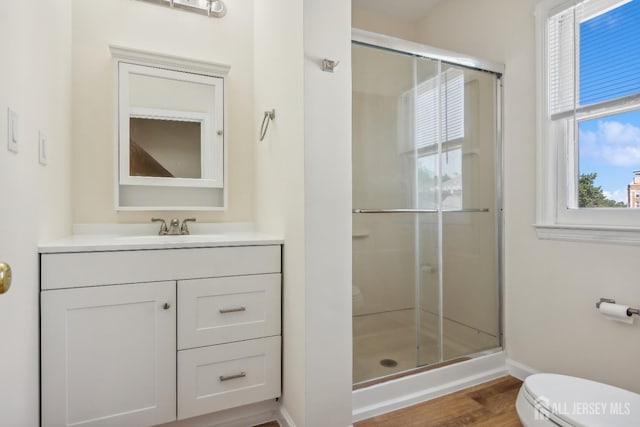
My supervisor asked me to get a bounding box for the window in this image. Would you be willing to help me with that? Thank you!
[416,68,464,210]
[417,146,463,210]
[536,0,640,243]
[399,68,465,210]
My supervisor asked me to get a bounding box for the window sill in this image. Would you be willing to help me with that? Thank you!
[535,224,640,246]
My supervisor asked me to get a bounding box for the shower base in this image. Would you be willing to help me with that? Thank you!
[353,357,470,391]
[353,309,497,385]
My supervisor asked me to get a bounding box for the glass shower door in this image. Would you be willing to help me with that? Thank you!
[416,62,501,366]
[352,41,502,385]
[352,43,441,384]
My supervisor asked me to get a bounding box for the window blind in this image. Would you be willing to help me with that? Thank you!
[548,0,640,119]
[548,6,576,117]
[415,68,464,149]
[578,0,640,105]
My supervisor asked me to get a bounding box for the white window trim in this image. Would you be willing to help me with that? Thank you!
[535,0,640,245]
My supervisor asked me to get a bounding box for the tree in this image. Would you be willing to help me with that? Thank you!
[578,172,626,208]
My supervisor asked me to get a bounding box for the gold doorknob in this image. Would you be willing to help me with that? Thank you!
[0,263,12,295]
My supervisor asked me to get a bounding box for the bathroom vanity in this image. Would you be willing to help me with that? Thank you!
[39,233,283,427]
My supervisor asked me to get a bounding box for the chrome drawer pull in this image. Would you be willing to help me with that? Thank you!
[219,306,246,314]
[219,372,246,382]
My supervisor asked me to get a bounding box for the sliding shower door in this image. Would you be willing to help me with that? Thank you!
[417,63,501,366]
[352,44,441,384]
[352,40,501,385]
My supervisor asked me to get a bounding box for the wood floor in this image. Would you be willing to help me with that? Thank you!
[355,376,523,427]
[255,376,523,427]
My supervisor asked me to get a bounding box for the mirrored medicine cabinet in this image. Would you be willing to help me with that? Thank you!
[110,46,230,210]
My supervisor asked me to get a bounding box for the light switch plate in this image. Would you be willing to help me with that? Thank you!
[39,131,47,165]
[7,108,18,153]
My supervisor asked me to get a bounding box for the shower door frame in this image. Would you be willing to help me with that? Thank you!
[351,28,505,378]
[352,29,505,75]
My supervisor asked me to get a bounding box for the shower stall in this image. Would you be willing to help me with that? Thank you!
[352,30,503,386]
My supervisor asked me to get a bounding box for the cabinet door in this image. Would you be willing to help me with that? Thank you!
[41,281,176,427]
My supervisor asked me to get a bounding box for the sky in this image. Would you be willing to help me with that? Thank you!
[578,0,640,204]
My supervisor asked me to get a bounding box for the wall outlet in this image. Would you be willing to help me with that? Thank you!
[39,131,48,165]
[7,108,18,153]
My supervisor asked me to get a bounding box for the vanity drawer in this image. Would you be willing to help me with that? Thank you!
[41,245,281,290]
[177,273,281,349]
[177,336,281,419]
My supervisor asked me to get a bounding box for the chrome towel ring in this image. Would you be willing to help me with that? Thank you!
[259,109,276,141]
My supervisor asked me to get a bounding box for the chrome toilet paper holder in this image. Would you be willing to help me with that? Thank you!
[596,298,640,316]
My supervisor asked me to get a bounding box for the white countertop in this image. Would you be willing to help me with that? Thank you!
[39,223,283,253]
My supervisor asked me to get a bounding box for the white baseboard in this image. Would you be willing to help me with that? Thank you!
[277,405,297,427]
[352,351,508,423]
[278,403,356,427]
[506,358,539,381]
[159,400,279,427]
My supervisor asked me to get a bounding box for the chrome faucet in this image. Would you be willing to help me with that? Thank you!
[180,218,196,235]
[151,218,196,235]
[151,218,169,235]
[167,218,181,235]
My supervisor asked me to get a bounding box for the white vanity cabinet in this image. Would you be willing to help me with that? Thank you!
[177,273,281,419]
[40,241,282,427]
[41,281,177,427]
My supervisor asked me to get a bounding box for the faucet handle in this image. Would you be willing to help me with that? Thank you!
[180,218,196,235]
[151,218,168,235]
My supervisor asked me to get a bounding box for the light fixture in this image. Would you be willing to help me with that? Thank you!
[136,0,227,19]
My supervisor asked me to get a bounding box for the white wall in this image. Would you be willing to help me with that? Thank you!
[253,0,307,424]
[72,0,255,223]
[352,5,419,43]
[414,0,640,393]
[255,0,352,425]
[303,0,352,425]
[0,1,72,426]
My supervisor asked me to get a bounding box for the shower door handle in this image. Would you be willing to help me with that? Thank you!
[353,209,437,214]
[352,208,490,214]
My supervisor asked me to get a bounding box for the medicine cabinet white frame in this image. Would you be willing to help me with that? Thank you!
[110,46,230,211]
[121,66,222,188]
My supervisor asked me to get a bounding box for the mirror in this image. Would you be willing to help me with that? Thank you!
[119,63,223,188]
[112,46,230,210]
[129,115,203,179]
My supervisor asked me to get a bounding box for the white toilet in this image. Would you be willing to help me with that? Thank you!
[516,373,640,426]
